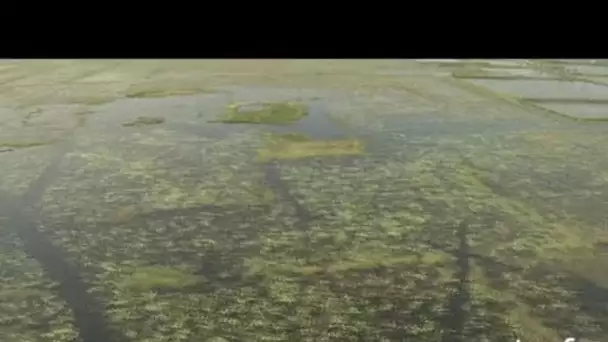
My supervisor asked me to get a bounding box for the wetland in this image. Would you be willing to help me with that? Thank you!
[1,59,608,342]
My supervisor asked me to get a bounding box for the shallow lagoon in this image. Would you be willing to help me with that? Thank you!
[1,60,608,342]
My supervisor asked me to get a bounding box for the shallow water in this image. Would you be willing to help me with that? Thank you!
[1,60,608,342]
[564,64,608,76]
[468,78,608,100]
[531,101,608,120]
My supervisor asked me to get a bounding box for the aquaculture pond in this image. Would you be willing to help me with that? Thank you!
[1,59,608,342]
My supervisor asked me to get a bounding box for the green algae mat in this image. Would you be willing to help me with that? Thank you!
[1,60,608,342]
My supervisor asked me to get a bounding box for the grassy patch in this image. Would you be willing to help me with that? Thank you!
[257,133,364,161]
[116,265,202,292]
[125,87,213,99]
[122,116,165,127]
[0,140,51,149]
[74,96,117,105]
[217,102,308,124]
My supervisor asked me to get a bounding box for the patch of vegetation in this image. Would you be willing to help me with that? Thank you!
[272,132,312,142]
[116,265,202,292]
[0,140,51,149]
[257,133,364,161]
[125,86,214,99]
[122,116,165,127]
[73,96,117,105]
[217,102,308,124]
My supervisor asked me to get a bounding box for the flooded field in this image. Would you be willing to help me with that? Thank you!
[1,59,608,342]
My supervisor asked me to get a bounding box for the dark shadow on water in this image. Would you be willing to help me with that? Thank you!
[569,276,608,335]
[262,159,319,340]
[9,213,126,342]
[520,265,608,340]
[0,142,127,342]
[440,220,471,342]
[263,161,313,227]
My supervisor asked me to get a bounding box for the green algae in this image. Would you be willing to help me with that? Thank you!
[122,116,165,127]
[117,266,202,292]
[257,133,365,161]
[217,101,308,124]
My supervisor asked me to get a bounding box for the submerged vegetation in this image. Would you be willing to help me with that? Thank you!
[217,101,308,124]
[1,60,608,342]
